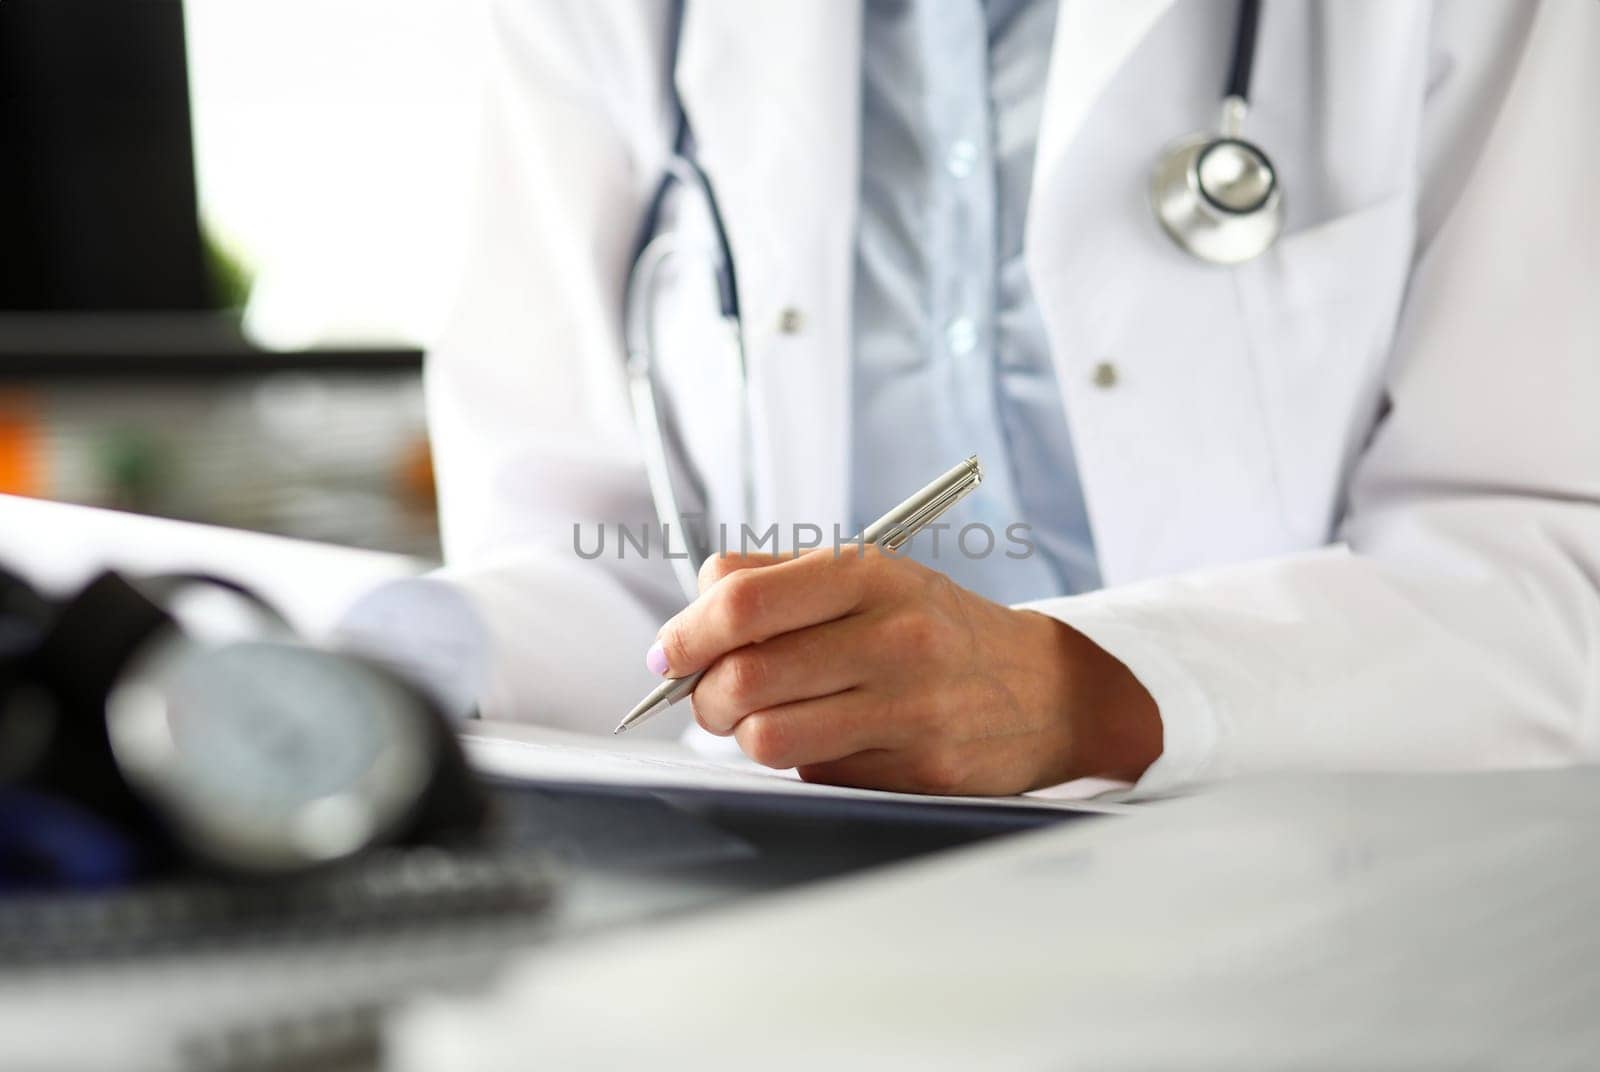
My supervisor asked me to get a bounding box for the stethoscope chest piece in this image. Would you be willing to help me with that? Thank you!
[1151,95,1283,266]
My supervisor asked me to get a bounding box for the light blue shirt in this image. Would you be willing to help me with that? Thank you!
[850,0,1100,604]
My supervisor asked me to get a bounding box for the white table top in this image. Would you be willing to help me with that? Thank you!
[390,768,1600,1070]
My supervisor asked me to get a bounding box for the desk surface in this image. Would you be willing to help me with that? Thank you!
[392,768,1600,1070]
[0,778,1061,1072]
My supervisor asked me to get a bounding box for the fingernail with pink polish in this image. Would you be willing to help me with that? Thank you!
[645,640,669,676]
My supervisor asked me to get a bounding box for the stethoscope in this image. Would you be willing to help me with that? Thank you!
[1149,0,1283,264]
[624,0,1279,602]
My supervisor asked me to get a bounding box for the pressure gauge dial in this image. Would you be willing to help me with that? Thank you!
[107,636,437,873]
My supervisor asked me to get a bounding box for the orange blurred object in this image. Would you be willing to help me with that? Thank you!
[0,391,46,498]
[397,435,437,510]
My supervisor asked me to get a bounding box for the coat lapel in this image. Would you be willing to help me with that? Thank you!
[1029,0,1176,259]
[677,2,863,533]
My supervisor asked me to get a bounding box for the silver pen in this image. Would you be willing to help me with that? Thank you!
[613,454,983,734]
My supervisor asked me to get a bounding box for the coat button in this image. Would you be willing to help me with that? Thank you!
[946,139,978,179]
[777,307,805,335]
[945,316,978,356]
[1091,361,1119,389]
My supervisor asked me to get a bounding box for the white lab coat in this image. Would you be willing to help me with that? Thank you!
[423,0,1600,793]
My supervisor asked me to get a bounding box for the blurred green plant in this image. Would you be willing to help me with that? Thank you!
[202,224,255,310]
[97,428,172,512]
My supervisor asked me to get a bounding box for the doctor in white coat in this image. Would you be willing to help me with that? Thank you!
[417,0,1600,796]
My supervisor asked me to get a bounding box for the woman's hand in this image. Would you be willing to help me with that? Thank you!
[646,548,1163,795]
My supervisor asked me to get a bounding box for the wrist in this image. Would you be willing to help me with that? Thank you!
[1020,610,1163,785]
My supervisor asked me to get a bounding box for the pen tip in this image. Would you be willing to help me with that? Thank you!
[614,679,682,736]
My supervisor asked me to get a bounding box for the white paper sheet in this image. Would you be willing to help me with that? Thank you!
[462,721,1135,814]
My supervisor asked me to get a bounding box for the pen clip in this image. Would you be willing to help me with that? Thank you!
[876,470,980,552]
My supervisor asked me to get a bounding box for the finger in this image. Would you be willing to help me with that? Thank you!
[697,552,786,596]
[657,545,883,676]
[645,552,788,675]
[795,745,971,796]
[731,687,914,770]
[691,613,887,735]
